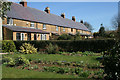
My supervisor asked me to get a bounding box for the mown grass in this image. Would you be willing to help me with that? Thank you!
[3,54,101,64]
[2,53,102,78]
[2,65,75,78]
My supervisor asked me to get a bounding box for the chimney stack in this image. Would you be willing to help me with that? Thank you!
[61,13,65,18]
[45,7,50,14]
[80,20,83,24]
[20,0,27,7]
[72,16,76,22]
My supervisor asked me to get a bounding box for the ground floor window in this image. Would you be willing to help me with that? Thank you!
[41,34,47,40]
[16,33,24,41]
[27,33,31,41]
[21,33,24,40]
[16,33,21,41]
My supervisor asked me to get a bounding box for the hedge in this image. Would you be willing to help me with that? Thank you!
[13,39,116,53]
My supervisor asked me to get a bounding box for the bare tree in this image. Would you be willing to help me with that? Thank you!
[84,22,94,32]
[111,15,118,30]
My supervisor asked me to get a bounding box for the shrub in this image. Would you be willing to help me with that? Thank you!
[93,32,99,38]
[21,64,29,69]
[57,34,73,40]
[103,41,120,80]
[15,55,30,66]
[46,43,59,54]
[2,57,15,67]
[74,32,82,40]
[19,43,37,54]
[33,65,38,69]
[82,51,95,56]
[2,40,16,53]
[79,71,90,77]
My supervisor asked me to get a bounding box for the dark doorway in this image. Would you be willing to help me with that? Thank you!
[27,33,31,41]
[34,34,37,40]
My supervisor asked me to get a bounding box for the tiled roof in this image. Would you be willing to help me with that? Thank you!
[7,3,90,31]
[3,25,49,34]
[80,33,91,36]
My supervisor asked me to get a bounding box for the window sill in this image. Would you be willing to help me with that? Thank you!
[43,28,46,30]
[30,27,35,28]
[7,24,13,25]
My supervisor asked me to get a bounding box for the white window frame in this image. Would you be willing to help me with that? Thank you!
[16,33,21,41]
[30,22,35,28]
[21,33,24,40]
[45,34,46,40]
[16,33,24,41]
[7,18,13,25]
[43,24,46,30]
[41,34,46,40]
[63,27,65,32]
[41,34,42,40]
[56,26,58,31]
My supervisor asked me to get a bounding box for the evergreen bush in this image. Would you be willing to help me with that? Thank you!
[2,40,16,52]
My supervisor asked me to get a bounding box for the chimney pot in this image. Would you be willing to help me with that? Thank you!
[72,16,76,22]
[45,7,50,14]
[20,0,27,7]
[61,13,65,18]
[80,20,83,24]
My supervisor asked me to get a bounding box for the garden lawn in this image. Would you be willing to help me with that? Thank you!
[3,54,101,64]
[2,65,75,78]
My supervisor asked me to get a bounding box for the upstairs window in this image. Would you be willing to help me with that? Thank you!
[30,22,35,28]
[63,27,65,32]
[7,18,13,25]
[43,24,46,30]
[56,26,58,31]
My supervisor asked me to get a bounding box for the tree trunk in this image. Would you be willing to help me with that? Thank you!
[0,17,2,40]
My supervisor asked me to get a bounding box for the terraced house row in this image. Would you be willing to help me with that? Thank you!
[2,0,92,41]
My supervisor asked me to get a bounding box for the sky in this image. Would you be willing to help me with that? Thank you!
[25,2,118,32]
[10,0,120,2]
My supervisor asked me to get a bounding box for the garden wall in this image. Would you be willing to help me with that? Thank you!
[13,39,116,52]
